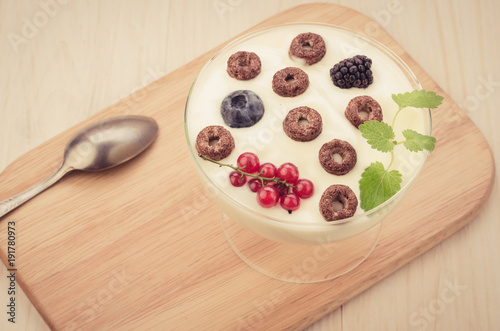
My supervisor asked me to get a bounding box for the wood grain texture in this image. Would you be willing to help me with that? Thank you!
[0,1,498,331]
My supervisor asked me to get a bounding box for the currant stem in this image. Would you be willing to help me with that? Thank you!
[199,154,295,189]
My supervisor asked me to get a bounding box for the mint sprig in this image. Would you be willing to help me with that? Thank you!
[358,89,443,211]
[359,162,402,211]
[392,90,444,110]
[402,129,436,152]
[359,120,395,152]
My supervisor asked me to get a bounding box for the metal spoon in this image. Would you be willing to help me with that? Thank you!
[0,115,159,218]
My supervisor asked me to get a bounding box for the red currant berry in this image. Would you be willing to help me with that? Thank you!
[259,163,277,179]
[277,163,299,184]
[293,179,314,199]
[247,178,262,192]
[237,152,260,174]
[256,186,279,208]
[280,193,301,213]
[273,182,289,197]
[229,171,246,187]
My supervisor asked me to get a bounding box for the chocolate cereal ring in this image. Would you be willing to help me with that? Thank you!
[272,67,309,97]
[289,32,326,65]
[319,139,357,175]
[319,184,358,222]
[227,51,261,80]
[345,95,383,128]
[196,125,235,161]
[283,106,322,142]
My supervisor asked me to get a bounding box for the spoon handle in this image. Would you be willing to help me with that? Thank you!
[0,164,71,219]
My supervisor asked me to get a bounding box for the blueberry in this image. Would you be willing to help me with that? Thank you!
[220,90,264,128]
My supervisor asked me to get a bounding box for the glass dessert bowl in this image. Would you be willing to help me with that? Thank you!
[184,23,431,281]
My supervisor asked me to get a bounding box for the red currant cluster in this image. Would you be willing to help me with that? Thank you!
[229,152,314,213]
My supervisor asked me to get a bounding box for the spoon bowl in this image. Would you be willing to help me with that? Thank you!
[63,116,158,171]
[0,115,159,218]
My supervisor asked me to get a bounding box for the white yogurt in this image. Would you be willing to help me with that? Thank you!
[185,24,430,244]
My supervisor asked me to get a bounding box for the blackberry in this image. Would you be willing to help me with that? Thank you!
[329,55,373,89]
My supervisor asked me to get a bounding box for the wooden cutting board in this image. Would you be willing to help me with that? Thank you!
[0,3,495,330]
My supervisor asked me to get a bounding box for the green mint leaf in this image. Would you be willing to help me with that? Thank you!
[359,120,395,153]
[392,89,444,110]
[402,129,436,152]
[359,161,402,211]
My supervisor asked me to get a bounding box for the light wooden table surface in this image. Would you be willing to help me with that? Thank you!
[0,0,498,330]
